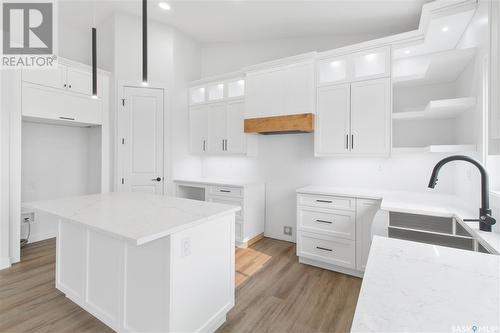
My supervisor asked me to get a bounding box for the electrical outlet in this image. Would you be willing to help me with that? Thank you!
[21,212,35,223]
[283,226,292,236]
[181,237,191,257]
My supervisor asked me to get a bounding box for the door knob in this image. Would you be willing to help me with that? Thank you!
[152,177,162,182]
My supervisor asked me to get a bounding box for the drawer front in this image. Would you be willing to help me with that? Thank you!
[298,208,355,240]
[298,194,355,211]
[298,232,355,269]
[207,195,243,219]
[208,185,243,198]
[235,221,243,241]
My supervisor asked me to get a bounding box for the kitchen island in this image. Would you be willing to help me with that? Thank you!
[24,192,240,333]
[351,236,500,332]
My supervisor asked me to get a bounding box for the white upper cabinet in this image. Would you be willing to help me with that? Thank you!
[315,78,391,157]
[190,87,206,104]
[227,79,245,98]
[315,84,351,155]
[245,57,315,119]
[317,46,391,86]
[350,78,391,155]
[317,57,348,85]
[22,63,104,98]
[208,83,225,101]
[189,105,208,154]
[225,100,246,154]
[22,65,67,90]
[207,102,227,154]
[351,47,391,81]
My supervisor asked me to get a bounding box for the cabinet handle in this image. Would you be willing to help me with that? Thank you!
[224,139,228,151]
[222,140,225,151]
[316,199,332,203]
[63,83,67,88]
[219,189,231,193]
[68,84,72,89]
[351,134,354,150]
[316,246,333,252]
[59,117,75,121]
[202,140,206,151]
[316,219,333,224]
[346,134,349,150]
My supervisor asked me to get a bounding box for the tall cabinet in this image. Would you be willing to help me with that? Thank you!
[189,74,257,156]
[315,47,391,157]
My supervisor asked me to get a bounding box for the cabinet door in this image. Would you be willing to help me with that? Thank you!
[189,105,208,154]
[226,100,245,154]
[21,65,67,90]
[350,78,391,155]
[67,67,92,95]
[356,199,381,271]
[315,84,351,155]
[207,102,227,154]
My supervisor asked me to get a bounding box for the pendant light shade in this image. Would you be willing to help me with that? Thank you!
[91,27,97,98]
[142,0,148,85]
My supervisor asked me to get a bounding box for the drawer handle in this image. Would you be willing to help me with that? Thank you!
[219,190,231,193]
[316,219,333,224]
[316,200,332,203]
[59,117,75,121]
[316,246,333,252]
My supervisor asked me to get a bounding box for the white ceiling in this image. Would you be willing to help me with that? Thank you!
[59,0,432,43]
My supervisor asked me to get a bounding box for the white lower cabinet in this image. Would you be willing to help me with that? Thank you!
[297,191,381,276]
[175,180,265,247]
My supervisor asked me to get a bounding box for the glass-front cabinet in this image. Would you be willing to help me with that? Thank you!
[189,76,245,105]
[317,46,391,86]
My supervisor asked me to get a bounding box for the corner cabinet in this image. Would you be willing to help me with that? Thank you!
[189,76,257,156]
[296,189,382,277]
[315,47,391,157]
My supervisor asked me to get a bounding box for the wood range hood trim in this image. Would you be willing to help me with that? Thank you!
[244,113,314,134]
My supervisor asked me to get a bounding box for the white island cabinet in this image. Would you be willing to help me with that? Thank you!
[24,192,240,333]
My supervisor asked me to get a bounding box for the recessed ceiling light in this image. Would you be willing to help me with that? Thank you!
[158,2,171,10]
[404,50,411,55]
[442,26,449,32]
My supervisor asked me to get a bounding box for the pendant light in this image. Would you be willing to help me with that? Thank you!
[91,1,97,98]
[142,0,148,85]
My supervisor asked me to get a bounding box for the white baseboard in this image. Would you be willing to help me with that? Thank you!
[0,257,11,270]
[27,231,56,244]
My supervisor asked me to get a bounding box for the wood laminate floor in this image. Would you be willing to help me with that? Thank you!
[0,237,361,333]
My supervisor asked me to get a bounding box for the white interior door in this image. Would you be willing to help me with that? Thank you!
[350,78,391,155]
[119,87,164,194]
[315,84,351,155]
[207,102,227,154]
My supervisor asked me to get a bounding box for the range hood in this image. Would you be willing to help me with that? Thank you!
[244,113,314,135]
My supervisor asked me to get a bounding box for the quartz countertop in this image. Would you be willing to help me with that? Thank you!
[296,186,500,254]
[351,236,500,333]
[173,177,261,187]
[23,192,240,245]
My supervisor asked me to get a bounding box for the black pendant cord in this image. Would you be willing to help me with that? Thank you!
[91,27,97,97]
[142,0,148,84]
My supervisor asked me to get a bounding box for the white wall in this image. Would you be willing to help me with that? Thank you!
[201,34,387,77]
[199,36,462,242]
[98,12,202,192]
[21,122,101,242]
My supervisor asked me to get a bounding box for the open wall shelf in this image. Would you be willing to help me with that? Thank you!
[392,144,477,154]
[392,48,476,88]
[392,97,475,120]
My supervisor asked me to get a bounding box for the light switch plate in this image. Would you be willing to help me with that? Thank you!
[283,226,292,236]
[181,237,191,257]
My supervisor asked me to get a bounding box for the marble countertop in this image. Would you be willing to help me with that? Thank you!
[296,186,500,254]
[351,236,500,333]
[23,192,240,245]
[173,177,262,187]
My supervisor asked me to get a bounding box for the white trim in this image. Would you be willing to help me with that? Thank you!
[115,81,172,196]
[0,258,11,270]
